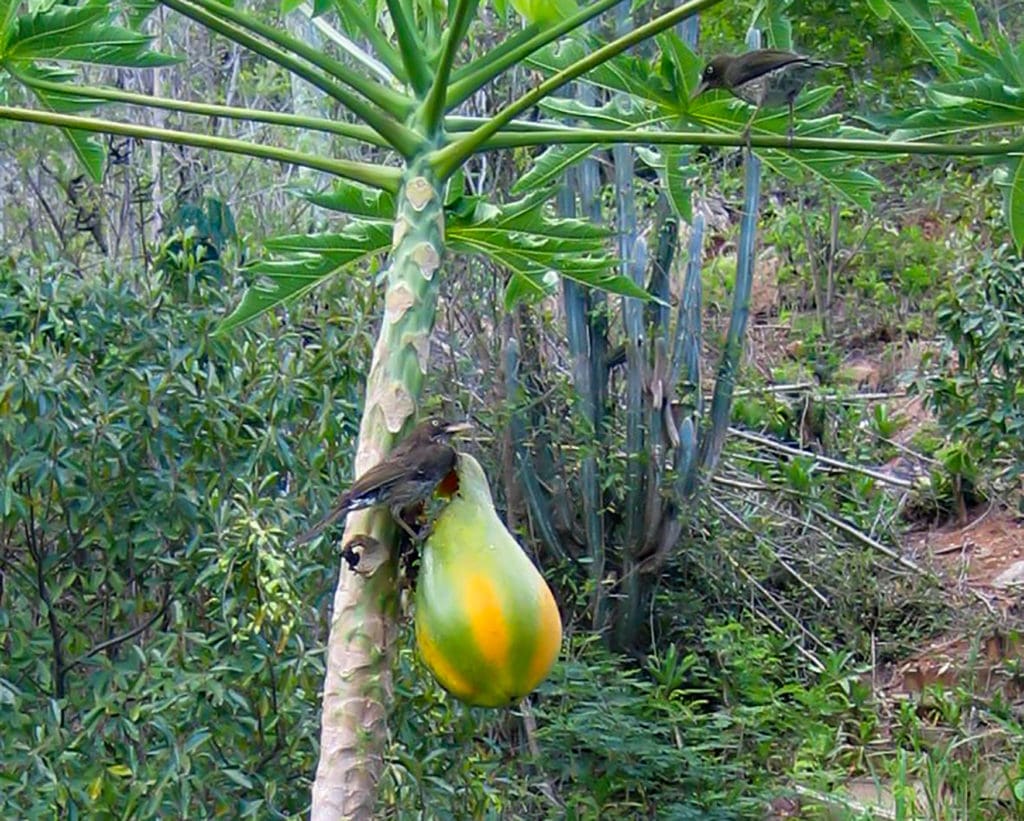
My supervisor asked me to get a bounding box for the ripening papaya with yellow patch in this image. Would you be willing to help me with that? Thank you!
[414,453,562,708]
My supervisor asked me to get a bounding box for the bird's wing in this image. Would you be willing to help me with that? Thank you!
[742,50,814,81]
[295,463,408,545]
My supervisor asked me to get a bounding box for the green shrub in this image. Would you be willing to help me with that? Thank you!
[926,246,1024,489]
[0,255,370,817]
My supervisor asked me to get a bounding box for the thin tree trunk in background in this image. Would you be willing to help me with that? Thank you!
[149,6,166,239]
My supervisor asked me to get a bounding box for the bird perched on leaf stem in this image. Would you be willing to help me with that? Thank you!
[296,417,472,544]
[692,49,844,143]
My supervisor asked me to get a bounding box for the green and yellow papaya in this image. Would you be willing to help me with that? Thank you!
[414,453,562,708]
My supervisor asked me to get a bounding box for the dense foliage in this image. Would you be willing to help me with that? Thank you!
[3,251,1019,817]
[929,246,1024,487]
[0,258,879,816]
[2,0,1024,817]
[0,256,370,816]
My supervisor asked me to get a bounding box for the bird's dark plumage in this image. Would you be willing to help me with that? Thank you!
[296,417,471,544]
[692,49,843,140]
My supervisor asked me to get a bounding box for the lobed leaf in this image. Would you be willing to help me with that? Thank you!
[293,180,398,219]
[218,221,392,332]
[447,190,648,308]
[7,4,177,67]
[511,143,598,194]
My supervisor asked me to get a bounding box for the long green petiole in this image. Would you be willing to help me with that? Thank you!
[158,0,418,155]
[385,0,432,96]
[445,0,623,111]
[475,126,1024,156]
[419,0,479,131]
[432,0,725,177]
[180,0,413,118]
[0,106,401,191]
[17,76,387,147]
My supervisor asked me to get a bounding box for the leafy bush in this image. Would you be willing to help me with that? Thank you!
[382,621,879,818]
[927,246,1024,486]
[0,255,370,817]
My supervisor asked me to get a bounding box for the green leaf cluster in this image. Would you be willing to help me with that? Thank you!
[1,0,176,181]
[223,179,635,324]
[0,256,371,816]
[927,247,1024,478]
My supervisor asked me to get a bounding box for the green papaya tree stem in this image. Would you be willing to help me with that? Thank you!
[16,77,388,147]
[312,157,446,821]
[0,106,400,190]
[158,0,419,155]
[431,0,725,177]
[179,0,413,118]
[419,0,478,131]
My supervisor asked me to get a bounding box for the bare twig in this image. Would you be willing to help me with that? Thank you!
[811,506,926,574]
[710,496,831,606]
[728,426,915,489]
[714,552,829,670]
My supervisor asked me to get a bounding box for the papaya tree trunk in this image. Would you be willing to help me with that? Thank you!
[311,158,444,820]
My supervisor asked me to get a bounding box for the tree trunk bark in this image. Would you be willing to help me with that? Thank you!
[311,159,445,819]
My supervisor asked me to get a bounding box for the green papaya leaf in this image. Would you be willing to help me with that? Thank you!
[218,221,392,332]
[509,0,576,26]
[447,190,651,308]
[656,31,702,100]
[10,65,106,180]
[7,4,177,67]
[529,39,678,109]
[690,88,881,209]
[0,0,19,53]
[636,145,694,223]
[294,179,397,219]
[12,64,108,113]
[62,127,106,183]
[538,96,655,129]
[750,0,793,51]
[511,143,597,195]
[884,77,1024,140]
[867,0,960,78]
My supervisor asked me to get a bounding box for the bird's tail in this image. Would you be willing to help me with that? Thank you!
[295,498,352,545]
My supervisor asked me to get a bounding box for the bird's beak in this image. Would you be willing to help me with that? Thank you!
[690,80,709,101]
[443,421,473,435]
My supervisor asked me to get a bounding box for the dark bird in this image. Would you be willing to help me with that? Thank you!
[296,417,472,544]
[692,49,843,140]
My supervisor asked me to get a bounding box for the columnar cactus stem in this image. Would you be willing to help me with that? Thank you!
[311,158,445,821]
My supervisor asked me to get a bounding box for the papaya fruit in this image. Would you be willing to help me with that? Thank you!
[414,453,562,707]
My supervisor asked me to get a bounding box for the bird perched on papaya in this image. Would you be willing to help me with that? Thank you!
[692,49,844,141]
[296,417,472,544]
